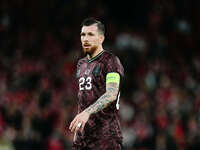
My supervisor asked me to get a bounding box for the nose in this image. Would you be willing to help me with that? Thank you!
[83,35,89,42]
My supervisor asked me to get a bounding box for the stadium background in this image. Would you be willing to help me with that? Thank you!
[0,0,200,150]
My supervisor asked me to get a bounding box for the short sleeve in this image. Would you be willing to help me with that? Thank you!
[105,55,124,77]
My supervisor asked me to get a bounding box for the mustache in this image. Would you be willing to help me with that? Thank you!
[83,43,91,46]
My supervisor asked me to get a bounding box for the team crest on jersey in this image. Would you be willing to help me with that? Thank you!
[76,69,80,78]
[93,65,101,77]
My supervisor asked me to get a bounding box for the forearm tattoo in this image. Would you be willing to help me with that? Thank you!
[85,83,119,115]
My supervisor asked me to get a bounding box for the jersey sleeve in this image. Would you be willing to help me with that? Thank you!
[105,55,124,77]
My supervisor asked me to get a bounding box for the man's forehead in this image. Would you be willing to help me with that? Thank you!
[81,24,98,33]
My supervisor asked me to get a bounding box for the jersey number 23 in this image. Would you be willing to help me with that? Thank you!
[79,77,92,90]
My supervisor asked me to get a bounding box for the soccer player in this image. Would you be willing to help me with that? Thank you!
[69,17,124,150]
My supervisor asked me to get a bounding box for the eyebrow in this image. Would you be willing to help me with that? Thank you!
[80,32,95,36]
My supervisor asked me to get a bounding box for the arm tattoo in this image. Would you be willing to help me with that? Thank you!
[85,82,119,115]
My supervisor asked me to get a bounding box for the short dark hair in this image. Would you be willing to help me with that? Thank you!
[81,17,105,35]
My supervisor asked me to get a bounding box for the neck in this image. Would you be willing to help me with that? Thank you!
[88,46,103,60]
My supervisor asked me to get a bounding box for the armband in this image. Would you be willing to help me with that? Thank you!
[106,72,120,84]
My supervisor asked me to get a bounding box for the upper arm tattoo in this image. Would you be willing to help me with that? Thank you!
[85,82,119,115]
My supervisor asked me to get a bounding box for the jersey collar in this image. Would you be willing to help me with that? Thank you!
[88,50,104,63]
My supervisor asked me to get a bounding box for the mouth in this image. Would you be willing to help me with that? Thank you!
[83,43,91,48]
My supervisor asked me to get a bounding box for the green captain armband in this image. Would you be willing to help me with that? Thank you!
[106,72,120,84]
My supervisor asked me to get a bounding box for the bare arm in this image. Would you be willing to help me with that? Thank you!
[84,82,119,115]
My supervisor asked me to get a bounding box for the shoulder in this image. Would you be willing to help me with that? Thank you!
[102,50,124,76]
[102,50,118,61]
[77,56,87,66]
[102,50,122,64]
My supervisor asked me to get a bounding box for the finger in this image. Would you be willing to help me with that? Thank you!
[75,122,82,134]
[74,126,79,134]
[71,120,79,133]
[73,132,77,142]
[69,117,77,130]
[80,122,85,133]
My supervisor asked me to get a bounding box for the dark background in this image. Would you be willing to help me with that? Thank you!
[0,0,200,150]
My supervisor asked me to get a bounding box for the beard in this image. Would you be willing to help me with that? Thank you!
[83,45,97,56]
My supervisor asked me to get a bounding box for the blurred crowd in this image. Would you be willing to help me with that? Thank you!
[0,0,200,150]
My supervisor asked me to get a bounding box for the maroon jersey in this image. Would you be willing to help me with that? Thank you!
[75,50,124,146]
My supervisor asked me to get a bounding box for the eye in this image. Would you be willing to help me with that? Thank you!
[88,32,95,36]
[80,33,85,36]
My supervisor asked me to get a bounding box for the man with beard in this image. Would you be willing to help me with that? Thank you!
[69,17,124,150]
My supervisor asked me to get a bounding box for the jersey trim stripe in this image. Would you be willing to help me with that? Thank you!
[88,50,104,63]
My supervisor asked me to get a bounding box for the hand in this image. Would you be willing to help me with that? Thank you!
[69,111,90,134]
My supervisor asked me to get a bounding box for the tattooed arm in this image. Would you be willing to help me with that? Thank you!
[69,72,120,133]
[84,82,119,115]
